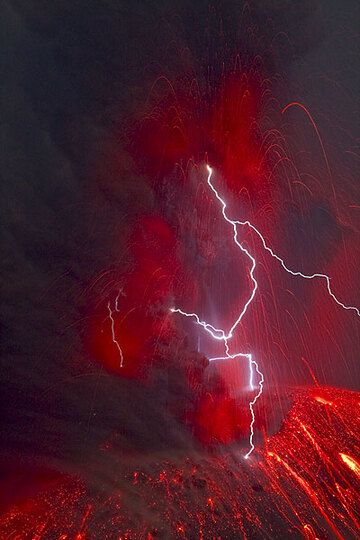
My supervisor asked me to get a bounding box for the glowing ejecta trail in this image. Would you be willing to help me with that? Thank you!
[171,164,359,458]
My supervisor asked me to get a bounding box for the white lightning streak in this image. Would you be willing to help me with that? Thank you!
[172,165,262,458]
[171,164,359,458]
[107,298,124,368]
[245,359,265,459]
[232,222,360,317]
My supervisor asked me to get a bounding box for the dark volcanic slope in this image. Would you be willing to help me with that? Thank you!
[0,386,358,539]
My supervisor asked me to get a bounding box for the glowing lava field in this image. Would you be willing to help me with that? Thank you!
[0,387,359,539]
[1,1,359,539]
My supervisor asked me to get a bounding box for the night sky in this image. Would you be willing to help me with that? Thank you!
[1,1,359,536]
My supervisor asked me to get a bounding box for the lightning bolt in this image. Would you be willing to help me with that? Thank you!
[171,164,359,458]
[171,165,263,459]
[107,289,124,368]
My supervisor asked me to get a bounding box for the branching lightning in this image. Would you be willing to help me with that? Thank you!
[171,164,359,458]
[233,222,360,317]
[171,165,263,459]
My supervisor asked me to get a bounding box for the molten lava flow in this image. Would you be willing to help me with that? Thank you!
[0,387,359,539]
[340,453,360,478]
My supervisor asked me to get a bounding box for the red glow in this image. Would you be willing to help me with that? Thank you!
[340,453,360,478]
[0,387,358,538]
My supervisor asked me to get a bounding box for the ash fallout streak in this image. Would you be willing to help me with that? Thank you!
[171,164,360,459]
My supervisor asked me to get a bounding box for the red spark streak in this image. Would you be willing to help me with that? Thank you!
[340,453,360,478]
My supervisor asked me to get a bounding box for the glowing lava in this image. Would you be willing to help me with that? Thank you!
[340,453,360,478]
[1,387,359,539]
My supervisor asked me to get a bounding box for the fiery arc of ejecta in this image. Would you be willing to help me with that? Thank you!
[171,164,360,459]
